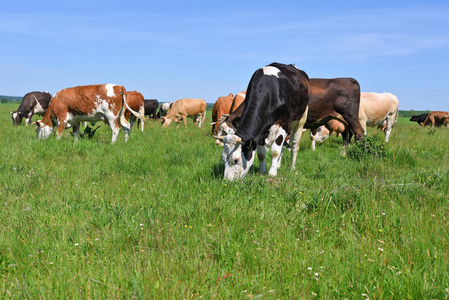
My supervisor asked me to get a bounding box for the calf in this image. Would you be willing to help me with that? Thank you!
[161,98,207,128]
[10,91,52,126]
[34,84,143,143]
[217,62,309,180]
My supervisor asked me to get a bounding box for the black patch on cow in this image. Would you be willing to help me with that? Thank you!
[275,134,284,146]
[242,140,256,161]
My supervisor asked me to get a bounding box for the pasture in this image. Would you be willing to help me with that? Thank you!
[0,103,448,298]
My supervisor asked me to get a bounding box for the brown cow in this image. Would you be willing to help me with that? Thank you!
[34,84,143,143]
[161,98,207,128]
[230,91,246,113]
[211,93,234,134]
[125,91,145,132]
[422,111,449,127]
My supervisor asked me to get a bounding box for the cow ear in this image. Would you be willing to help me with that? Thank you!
[10,111,15,114]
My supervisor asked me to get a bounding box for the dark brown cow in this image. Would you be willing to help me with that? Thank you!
[34,84,144,143]
[125,91,145,132]
[211,93,234,135]
[10,91,52,126]
[422,111,449,127]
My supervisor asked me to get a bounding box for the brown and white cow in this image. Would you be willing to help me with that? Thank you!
[34,84,143,143]
[422,111,449,127]
[359,92,399,142]
[161,98,207,128]
[125,91,146,132]
[211,93,234,135]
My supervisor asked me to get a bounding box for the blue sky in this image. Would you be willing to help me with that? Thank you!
[1,0,448,110]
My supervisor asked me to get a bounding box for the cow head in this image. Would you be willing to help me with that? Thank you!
[161,117,172,127]
[218,134,256,181]
[10,111,23,126]
[34,120,53,139]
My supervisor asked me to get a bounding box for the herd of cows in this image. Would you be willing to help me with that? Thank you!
[8,62,449,180]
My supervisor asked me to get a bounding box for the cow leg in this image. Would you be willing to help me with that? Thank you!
[257,145,267,174]
[310,128,317,151]
[183,115,187,128]
[268,127,287,176]
[56,121,67,140]
[109,120,121,143]
[139,106,145,132]
[384,118,393,142]
[289,106,308,170]
[72,123,80,141]
[129,116,136,131]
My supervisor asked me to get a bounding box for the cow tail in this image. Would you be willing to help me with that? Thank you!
[119,90,130,127]
[124,99,147,123]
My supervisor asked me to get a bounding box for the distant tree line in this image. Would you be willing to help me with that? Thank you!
[0,95,22,103]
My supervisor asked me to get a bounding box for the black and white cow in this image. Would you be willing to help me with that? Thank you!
[10,91,52,126]
[216,62,309,180]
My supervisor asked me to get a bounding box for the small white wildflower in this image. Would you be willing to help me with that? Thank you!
[307,267,312,271]
[74,243,79,246]
[382,213,386,216]
[311,292,317,296]
[378,247,384,252]
[49,262,53,264]
[95,238,99,241]
[314,272,319,277]
[140,223,144,226]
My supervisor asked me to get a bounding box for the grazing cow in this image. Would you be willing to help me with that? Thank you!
[358,92,399,142]
[230,91,246,113]
[216,62,309,180]
[410,113,429,126]
[219,77,365,149]
[211,93,234,135]
[303,78,365,146]
[159,102,173,117]
[125,91,146,132]
[34,84,144,143]
[422,111,449,127]
[10,91,52,126]
[143,99,159,119]
[161,98,207,128]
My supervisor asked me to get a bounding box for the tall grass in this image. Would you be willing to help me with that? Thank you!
[0,103,448,298]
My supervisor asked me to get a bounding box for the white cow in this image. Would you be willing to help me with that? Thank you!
[359,92,399,142]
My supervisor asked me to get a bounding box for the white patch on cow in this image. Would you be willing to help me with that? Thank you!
[33,95,45,114]
[221,135,255,181]
[35,121,53,140]
[262,66,280,78]
[237,92,246,99]
[105,84,116,98]
[12,112,18,120]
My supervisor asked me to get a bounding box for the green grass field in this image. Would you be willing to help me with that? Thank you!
[1,103,448,299]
